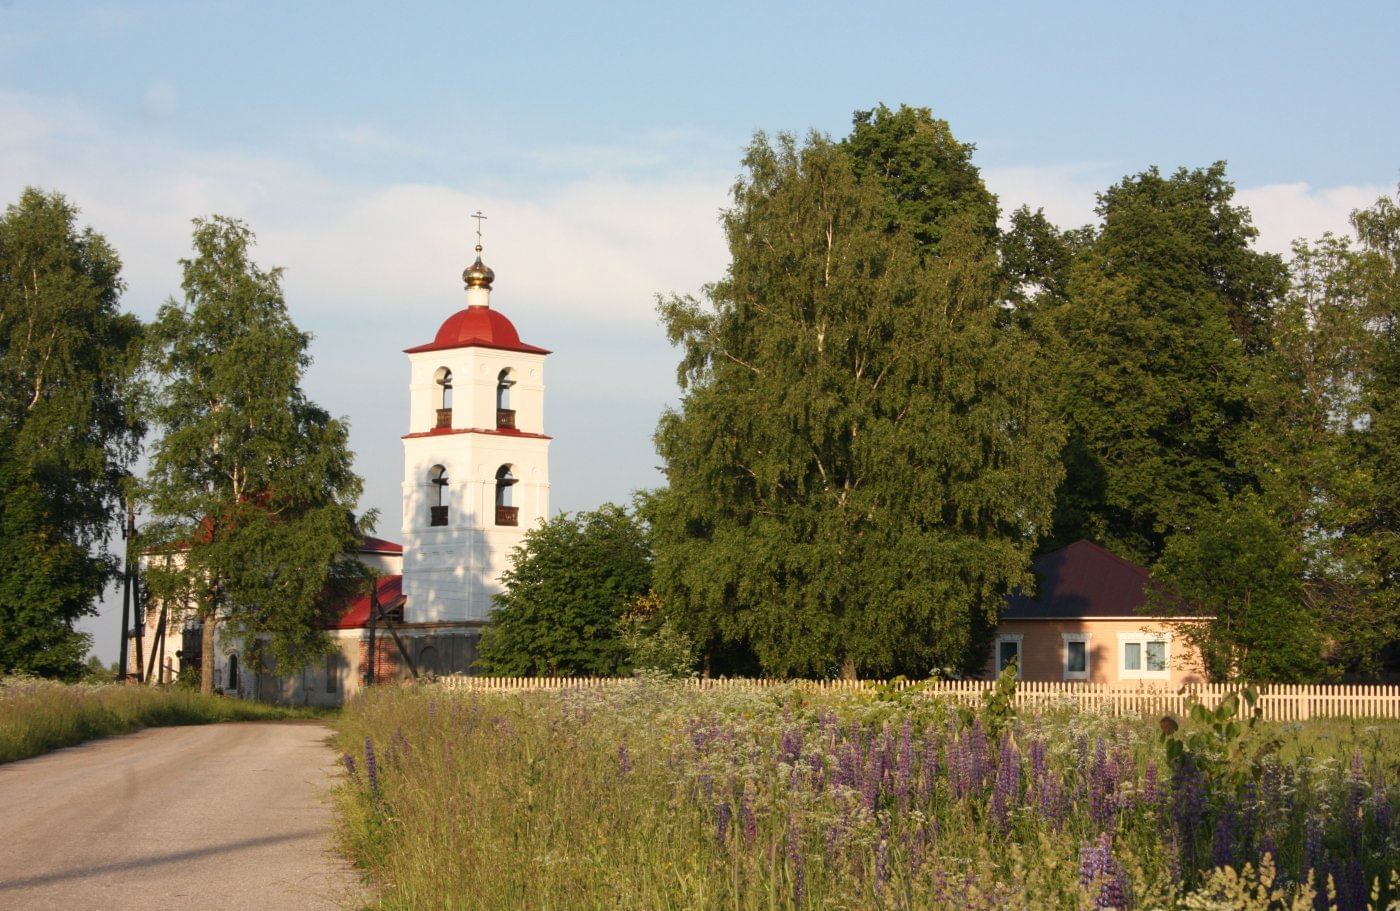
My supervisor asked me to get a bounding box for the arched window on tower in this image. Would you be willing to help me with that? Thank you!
[496,368,516,430]
[495,465,518,526]
[434,368,453,429]
[429,465,449,526]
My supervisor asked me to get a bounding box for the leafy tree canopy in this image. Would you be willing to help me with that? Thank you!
[843,104,1000,252]
[651,121,1063,679]
[1048,163,1287,562]
[476,503,652,677]
[140,216,368,691]
[1154,494,1326,683]
[0,188,143,679]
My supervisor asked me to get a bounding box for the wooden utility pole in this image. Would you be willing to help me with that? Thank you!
[118,500,134,681]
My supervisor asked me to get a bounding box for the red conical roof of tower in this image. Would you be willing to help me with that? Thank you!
[404,306,550,355]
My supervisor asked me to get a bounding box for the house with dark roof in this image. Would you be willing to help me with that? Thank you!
[987,539,1207,686]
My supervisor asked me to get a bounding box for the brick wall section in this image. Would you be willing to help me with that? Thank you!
[986,619,1207,686]
[358,635,401,685]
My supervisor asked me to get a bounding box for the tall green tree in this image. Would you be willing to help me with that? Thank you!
[0,189,143,678]
[842,104,999,252]
[1347,187,1400,671]
[651,127,1063,679]
[141,216,367,693]
[1048,164,1287,562]
[476,503,652,676]
[1154,494,1327,682]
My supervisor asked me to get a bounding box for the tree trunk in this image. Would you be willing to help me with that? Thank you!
[201,616,216,694]
[841,656,858,681]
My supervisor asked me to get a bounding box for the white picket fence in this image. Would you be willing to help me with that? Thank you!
[434,675,1400,720]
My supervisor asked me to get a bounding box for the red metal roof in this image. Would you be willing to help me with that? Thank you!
[1002,540,1180,619]
[331,574,405,629]
[404,306,550,355]
[359,534,403,554]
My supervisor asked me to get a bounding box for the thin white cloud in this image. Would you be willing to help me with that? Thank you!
[984,160,1389,258]
[1236,182,1390,256]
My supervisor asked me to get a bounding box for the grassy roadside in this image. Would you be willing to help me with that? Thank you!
[331,681,1400,911]
[0,675,324,764]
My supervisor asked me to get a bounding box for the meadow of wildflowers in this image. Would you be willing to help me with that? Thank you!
[334,678,1399,910]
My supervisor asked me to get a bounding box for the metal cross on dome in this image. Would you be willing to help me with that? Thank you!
[471,210,487,247]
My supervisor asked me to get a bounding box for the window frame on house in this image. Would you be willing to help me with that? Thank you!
[1117,631,1170,681]
[1062,632,1091,681]
[995,633,1023,678]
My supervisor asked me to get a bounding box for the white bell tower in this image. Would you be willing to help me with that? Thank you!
[400,215,551,623]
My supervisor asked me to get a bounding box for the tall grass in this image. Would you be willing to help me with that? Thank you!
[334,679,1400,911]
[0,676,315,763]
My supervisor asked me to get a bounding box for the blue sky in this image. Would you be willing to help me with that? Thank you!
[2,1,1396,661]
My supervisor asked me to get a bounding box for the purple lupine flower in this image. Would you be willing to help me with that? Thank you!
[781,727,803,765]
[1374,784,1393,838]
[1079,833,1126,910]
[1089,738,1115,829]
[785,821,804,906]
[1342,857,1365,911]
[1029,739,1047,785]
[715,801,732,849]
[968,719,989,790]
[909,822,927,876]
[617,743,631,775]
[921,733,940,804]
[990,735,1021,832]
[896,719,914,808]
[363,737,380,796]
[1303,813,1325,905]
[861,750,880,812]
[741,787,757,848]
[1171,757,1206,864]
[342,753,357,778]
[1211,806,1236,870]
[1141,760,1159,808]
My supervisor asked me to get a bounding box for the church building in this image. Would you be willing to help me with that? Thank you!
[133,226,550,704]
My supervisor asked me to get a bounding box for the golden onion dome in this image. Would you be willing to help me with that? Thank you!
[462,245,495,291]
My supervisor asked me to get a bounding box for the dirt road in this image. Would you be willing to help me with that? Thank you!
[0,722,366,911]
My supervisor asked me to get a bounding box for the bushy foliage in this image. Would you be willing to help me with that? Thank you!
[140,216,368,691]
[335,682,1399,911]
[652,116,1063,679]
[0,189,144,679]
[477,503,652,676]
[1155,495,1327,682]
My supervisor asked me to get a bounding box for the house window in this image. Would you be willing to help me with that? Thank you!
[227,653,239,692]
[1062,633,1090,681]
[1118,632,1170,680]
[326,653,338,693]
[995,634,1023,677]
[429,465,449,526]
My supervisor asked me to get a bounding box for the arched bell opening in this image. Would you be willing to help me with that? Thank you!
[429,465,449,526]
[494,465,518,526]
[434,367,453,429]
[496,368,516,430]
